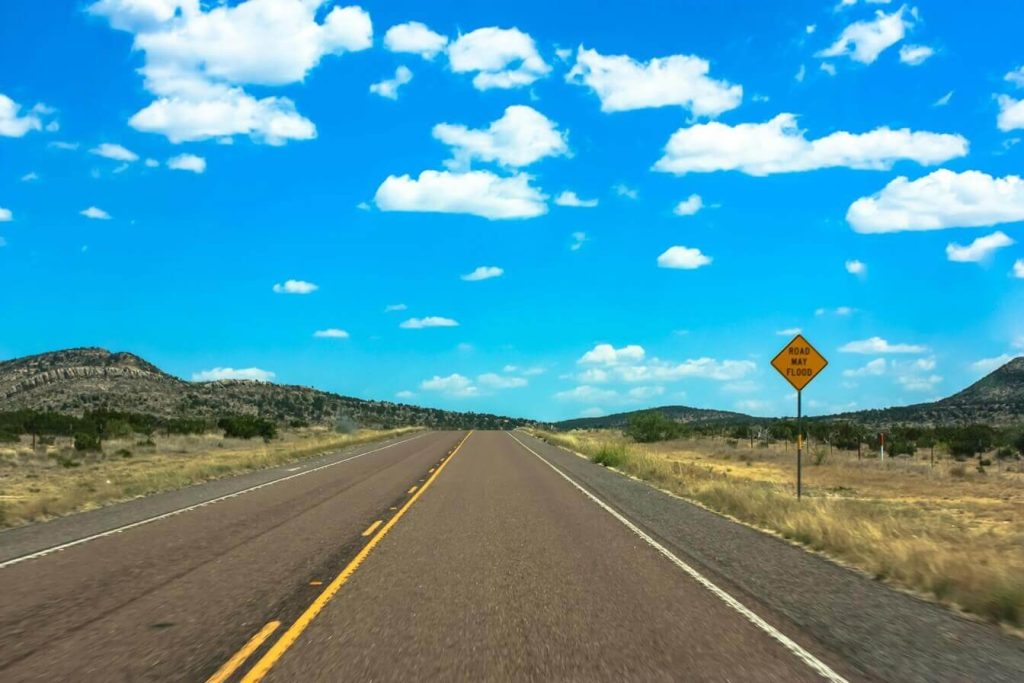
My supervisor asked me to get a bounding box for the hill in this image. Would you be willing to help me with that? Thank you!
[0,348,527,430]
[555,405,752,431]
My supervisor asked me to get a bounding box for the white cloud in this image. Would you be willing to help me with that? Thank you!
[503,364,544,376]
[461,265,504,281]
[899,44,934,66]
[817,7,909,64]
[673,194,703,216]
[1014,259,1024,279]
[81,206,112,220]
[946,231,1015,263]
[897,373,942,392]
[0,94,45,137]
[145,158,160,167]
[272,279,318,294]
[384,303,407,312]
[555,385,620,403]
[843,358,887,377]
[92,0,371,145]
[654,114,967,176]
[554,191,597,208]
[1007,66,1024,88]
[578,343,646,365]
[614,183,638,199]
[567,47,741,116]
[840,336,928,354]
[776,327,802,336]
[970,354,1014,375]
[91,143,139,162]
[447,27,549,90]
[997,95,1024,132]
[795,65,806,82]
[384,21,447,59]
[0,208,11,222]
[820,62,837,77]
[627,385,665,400]
[375,170,547,220]
[192,366,275,381]
[847,169,1024,233]
[933,90,953,107]
[396,390,416,399]
[570,231,587,251]
[806,24,817,34]
[49,141,79,150]
[433,105,568,169]
[400,316,458,329]
[21,172,39,182]
[657,245,712,270]
[420,373,478,397]
[836,306,854,316]
[369,65,413,100]
[579,407,605,417]
[313,328,349,338]
[845,259,867,275]
[167,152,206,173]
[477,373,527,389]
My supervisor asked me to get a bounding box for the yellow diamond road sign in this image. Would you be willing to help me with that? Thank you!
[771,334,828,392]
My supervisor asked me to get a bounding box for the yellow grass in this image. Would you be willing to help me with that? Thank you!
[0,427,417,529]
[534,429,1024,628]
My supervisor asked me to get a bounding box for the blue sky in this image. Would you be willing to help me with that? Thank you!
[2,0,1023,422]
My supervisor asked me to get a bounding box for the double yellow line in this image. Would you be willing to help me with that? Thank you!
[209,431,472,683]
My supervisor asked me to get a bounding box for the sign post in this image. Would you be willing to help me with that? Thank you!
[771,334,828,499]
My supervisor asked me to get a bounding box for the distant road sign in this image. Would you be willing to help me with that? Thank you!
[771,334,828,392]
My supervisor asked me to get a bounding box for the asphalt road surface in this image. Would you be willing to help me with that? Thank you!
[1,430,1021,682]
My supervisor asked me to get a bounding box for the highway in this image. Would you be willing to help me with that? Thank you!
[1,430,1022,682]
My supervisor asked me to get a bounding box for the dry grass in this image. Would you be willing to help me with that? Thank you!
[0,427,416,529]
[534,429,1024,628]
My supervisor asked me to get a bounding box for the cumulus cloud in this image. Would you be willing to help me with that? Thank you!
[657,245,712,269]
[477,373,527,389]
[461,266,504,281]
[1007,66,1024,88]
[447,27,549,90]
[840,336,928,353]
[1015,259,1024,279]
[167,152,206,173]
[970,353,1015,375]
[420,373,477,397]
[91,0,371,144]
[0,94,47,137]
[272,279,318,294]
[945,231,1014,263]
[817,6,909,64]
[843,358,887,377]
[384,303,407,312]
[614,183,638,199]
[554,191,598,208]
[313,328,349,338]
[845,259,867,275]
[554,385,620,403]
[570,231,587,251]
[575,343,755,385]
[653,114,967,176]
[433,105,568,169]
[400,316,458,329]
[0,207,12,222]
[997,95,1024,132]
[81,206,112,220]
[192,366,275,381]
[899,44,934,66]
[374,169,547,219]
[395,390,416,399]
[369,65,413,100]
[673,194,703,216]
[566,47,742,116]
[776,327,802,336]
[578,343,646,365]
[847,169,1024,233]
[384,21,447,59]
[91,143,139,162]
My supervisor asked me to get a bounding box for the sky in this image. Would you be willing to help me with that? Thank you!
[1,0,1023,422]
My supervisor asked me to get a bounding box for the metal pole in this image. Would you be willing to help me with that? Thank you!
[797,390,803,499]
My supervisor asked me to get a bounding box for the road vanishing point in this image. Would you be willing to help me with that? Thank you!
[2,431,1022,682]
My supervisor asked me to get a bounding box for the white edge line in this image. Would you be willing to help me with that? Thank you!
[0,432,429,570]
[506,431,848,683]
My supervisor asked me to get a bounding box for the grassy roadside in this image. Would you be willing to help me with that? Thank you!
[0,428,417,529]
[532,429,1024,629]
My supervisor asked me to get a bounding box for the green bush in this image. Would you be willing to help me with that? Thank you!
[0,430,19,443]
[218,415,277,441]
[73,432,102,452]
[591,443,627,468]
[625,411,681,443]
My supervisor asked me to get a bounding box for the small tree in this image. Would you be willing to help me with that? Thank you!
[625,411,680,443]
[1012,431,1024,459]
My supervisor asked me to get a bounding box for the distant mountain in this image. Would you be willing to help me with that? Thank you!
[829,356,1024,427]
[0,348,528,430]
[555,405,751,431]
[554,357,1024,430]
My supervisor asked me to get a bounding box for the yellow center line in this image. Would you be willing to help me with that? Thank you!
[206,620,281,683]
[407,485,418,494]
[361,520,382,537]
[237,431,473,683]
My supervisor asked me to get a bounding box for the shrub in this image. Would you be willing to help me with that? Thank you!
[624,411,680,443]
[116,448,132,459]
[591,443,627,468]
[0,430,19,443]
[74,432,101,452]
[218,416,277,442]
